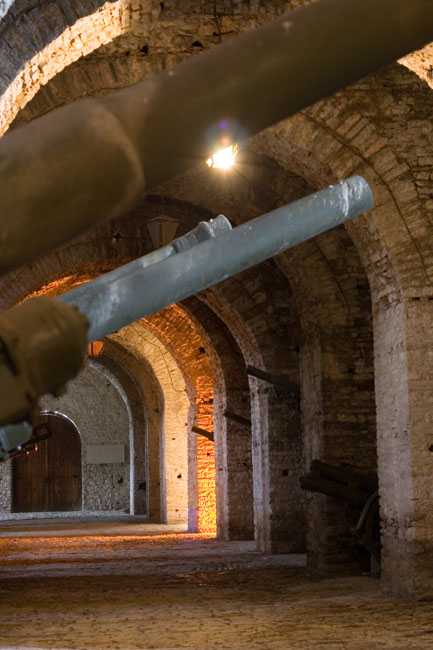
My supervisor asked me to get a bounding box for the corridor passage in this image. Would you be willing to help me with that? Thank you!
[0,517,432,649]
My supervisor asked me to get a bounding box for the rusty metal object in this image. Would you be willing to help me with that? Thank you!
[0,296,88,428]
[0,0,432,274]
[300,460,380,572]
[300,460,378,506]
[223,410,252,429]
[192,426,215,443]
[246,365,299,394]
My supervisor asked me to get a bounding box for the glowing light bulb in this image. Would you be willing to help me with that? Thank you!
[206,144,238,169]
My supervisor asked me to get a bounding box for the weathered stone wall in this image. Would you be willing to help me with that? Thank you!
[144,304,217,533]
[94,354,148,515]
[277,225,377,572]
[202,268,306,555]
[101,338,165,521]
[0,462,11,511]
[374,298,433,600]
[40,362,131,512]
[0,0,293,135]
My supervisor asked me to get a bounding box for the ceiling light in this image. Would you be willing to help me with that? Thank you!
[206,144,238,169]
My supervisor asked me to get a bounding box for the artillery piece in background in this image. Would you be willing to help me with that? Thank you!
[301,460,380,575]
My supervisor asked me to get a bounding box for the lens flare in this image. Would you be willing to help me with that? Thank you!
[206,144,238,169]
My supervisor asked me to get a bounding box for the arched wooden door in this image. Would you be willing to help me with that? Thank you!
[12,412,82,512]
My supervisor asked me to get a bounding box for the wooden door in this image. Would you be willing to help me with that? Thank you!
[12,412,82,512]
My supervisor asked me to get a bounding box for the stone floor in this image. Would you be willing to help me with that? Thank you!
[0,516,432,649]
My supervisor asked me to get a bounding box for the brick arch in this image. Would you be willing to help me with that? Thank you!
[124,263,304,548]
[193,276,305,554]
[90,350,152,517]
[0,0,292,136]
[159,131,377,563]
[3,0,433,299]
[0,122,378,565]
[109,320,190,525]
[0,0,125,135]
[240,135,378,567]
[249,76,433,582]
[12,272,225,534]
[266,70,433,299]
[97,338,165,521]
[5,0,424,580]
[99,305,244,537]
[2,0,433,599]
[0,263,208,529]
[136,305,217,533]
[183,296,254,541]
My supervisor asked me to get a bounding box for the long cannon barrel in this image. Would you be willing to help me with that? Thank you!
[0,0,432,274]
[0,175,373,460]
[60,176,372,342]
[61,214,233,340]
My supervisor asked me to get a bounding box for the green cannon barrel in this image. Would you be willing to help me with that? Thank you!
[59,176,373,342]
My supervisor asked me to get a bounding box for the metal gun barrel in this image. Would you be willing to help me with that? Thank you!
[0,0,431,274]
[60,215,232,342]
[60,176,373,342]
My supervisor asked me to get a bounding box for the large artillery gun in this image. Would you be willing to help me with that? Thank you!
[301,461,380,574]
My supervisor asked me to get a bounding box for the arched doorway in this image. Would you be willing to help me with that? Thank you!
[12,412,82,513]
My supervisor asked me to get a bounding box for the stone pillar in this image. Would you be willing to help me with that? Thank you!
[187,405,199,532]
[203,352,254,541]
[0,462,11,513]
[250,380,271,552]
[183,297,255,541]
[375,298,433,599]
[218,384,254,541]
[301,321,377,572]
[251,378,305,554]
[300,331,327,567]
